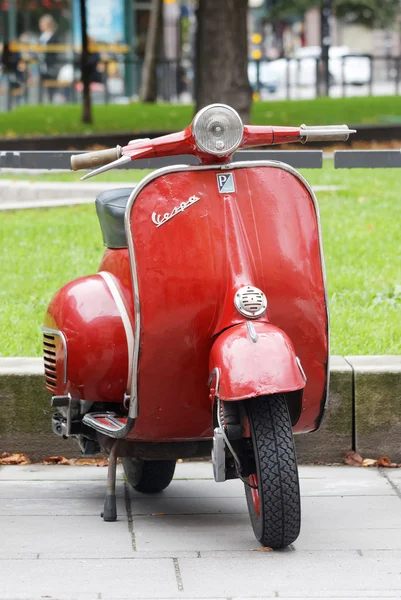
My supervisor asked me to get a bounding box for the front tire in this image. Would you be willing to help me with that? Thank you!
[245,394,301,549]
[123,458,176,494]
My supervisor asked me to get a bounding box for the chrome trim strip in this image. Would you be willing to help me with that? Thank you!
[296,356,307,383]
[82,412,135,438]
[208,367,220,395]
[99,271,134,395]
[125,160,330,420]
[42,327,68,383]
[246,321,258,343]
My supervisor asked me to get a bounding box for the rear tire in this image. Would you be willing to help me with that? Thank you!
[123,458,176,494]
[245,394,301,549]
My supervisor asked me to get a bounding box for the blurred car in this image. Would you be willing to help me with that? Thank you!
[250,46,371,90]
[294,45,371,86]
[248,61,279,95]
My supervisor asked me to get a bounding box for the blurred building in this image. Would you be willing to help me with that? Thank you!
[1,0,195,96]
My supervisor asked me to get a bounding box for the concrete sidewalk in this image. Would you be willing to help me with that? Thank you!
[1,462,401,599]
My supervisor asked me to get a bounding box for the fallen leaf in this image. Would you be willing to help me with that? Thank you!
[0,453,31,465]
[378,456,399,468]
[366,224,374,231]
[344,451,363,467]
[362,458,378,467]
[43,456,70,465]
[250,547,273,552]
[71,458,108,467]
[358,196,365,204]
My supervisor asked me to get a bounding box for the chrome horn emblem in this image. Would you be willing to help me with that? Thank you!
[234,286,267,319]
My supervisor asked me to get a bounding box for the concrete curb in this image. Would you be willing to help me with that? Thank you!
[0,356,400,462]
[0,181,346,211]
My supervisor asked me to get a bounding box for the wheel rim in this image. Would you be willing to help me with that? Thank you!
[249,474,260,516]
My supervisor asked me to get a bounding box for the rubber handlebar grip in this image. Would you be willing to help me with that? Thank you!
[71,147,120,171]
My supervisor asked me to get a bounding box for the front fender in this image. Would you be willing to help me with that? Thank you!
[209,322,305,401]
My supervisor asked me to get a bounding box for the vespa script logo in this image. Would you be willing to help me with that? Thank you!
[151,195,200,228]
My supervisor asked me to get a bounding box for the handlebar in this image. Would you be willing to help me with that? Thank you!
[71,120,356,180]
[71,146,121,171]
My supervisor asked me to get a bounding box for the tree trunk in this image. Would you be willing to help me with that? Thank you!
[139,0,162,102]
[195,0,252,123]
[80,0,92,124]
[319,0,332,96]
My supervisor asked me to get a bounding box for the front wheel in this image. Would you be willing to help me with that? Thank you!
[245,394,301,549]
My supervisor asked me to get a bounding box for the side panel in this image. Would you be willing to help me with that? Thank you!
[209,322,305,401]
[43,273,130,403]
[127,164,328,440]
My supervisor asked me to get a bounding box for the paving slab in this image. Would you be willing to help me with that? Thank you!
[1,462,401,599]
[0,480,126,500]
[0,495,126,517]
[0,558,179,599]
[298,465,396,496]
[133,513,256,552]
[0,514,131,559]
[178,551,401,598]
[0,463,117,481]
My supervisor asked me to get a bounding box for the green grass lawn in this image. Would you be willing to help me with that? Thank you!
[0,163,400,357]
[1,95,400,138]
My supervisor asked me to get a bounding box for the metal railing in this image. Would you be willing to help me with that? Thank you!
[1,54,401,111]
[1,150,400,170]
[248,55,401,101]
[0,57,192,111]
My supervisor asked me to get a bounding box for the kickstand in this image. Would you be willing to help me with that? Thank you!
[101,440,120,522]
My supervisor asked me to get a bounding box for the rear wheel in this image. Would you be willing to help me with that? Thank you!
[123,458,176,494]
[245,394,301,549]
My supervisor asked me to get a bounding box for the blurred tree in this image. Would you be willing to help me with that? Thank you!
[267,0,315,22]
[139,0,162,102]
[0,0,69,8]
[334,0,400,27]
[195,0,252,122]
[267,0,401,28]
[79,0,92,124]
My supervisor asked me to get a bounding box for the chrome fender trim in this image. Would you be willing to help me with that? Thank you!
[98,271,135,399]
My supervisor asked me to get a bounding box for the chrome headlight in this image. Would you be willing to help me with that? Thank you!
[192,104,244,156]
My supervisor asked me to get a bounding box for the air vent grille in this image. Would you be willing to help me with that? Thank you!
[43,333,57,391]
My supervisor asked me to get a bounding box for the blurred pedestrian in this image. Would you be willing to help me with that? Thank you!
[87,38,104,84]
[1,40,27,100]
[38,14,61,81]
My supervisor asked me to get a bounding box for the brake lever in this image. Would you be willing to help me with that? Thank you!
[81,155,131,181]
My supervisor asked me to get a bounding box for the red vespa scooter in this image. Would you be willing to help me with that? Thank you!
[43,104,354,549]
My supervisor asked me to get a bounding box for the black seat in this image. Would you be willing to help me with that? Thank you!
[95,187,136,249]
